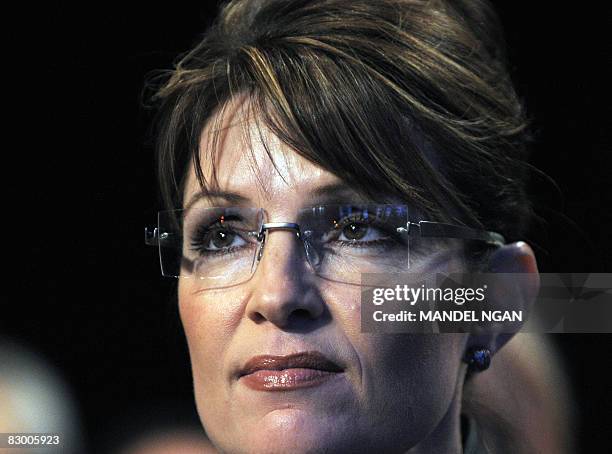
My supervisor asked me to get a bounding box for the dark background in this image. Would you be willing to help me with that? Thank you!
[7,1,611,453]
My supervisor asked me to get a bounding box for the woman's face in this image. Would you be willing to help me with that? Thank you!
[179,100,468,453]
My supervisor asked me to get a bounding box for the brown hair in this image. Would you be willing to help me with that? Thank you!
[145,0,533,243]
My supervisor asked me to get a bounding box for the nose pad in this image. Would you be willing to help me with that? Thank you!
[301,231,320,268]
[256,238,265,262]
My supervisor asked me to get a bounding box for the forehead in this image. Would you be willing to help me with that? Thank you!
[183,97,344,209]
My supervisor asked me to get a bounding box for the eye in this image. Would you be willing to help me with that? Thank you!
[340,222,370,241]
[333,218,392,244]
[207,227,246,250]
[192,224,248,253]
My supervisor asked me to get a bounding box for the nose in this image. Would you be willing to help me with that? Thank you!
[245,228,326,329]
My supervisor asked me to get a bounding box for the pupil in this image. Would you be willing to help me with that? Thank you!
[343,222,367,240]
[212,229,234,248]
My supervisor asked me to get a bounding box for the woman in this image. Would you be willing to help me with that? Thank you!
[144,1,569,452]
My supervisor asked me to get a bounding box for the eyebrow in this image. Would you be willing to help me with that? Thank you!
[308,182,368,203]
[183,182,367,212]
[184,189,251,212]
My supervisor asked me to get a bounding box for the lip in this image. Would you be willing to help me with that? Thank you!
[238,351,344,391]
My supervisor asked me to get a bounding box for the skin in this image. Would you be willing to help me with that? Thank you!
[178,98,536,453]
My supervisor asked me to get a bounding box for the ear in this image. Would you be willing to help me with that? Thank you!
[465,241,540,357]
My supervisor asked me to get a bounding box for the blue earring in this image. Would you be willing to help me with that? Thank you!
[464,347,491,372]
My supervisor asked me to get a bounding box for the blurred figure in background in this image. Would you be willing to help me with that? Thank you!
[0,338,84,454]
[116,428,215,454]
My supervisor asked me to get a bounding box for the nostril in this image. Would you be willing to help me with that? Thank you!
[292,308,313,319]
[250,311,267,323]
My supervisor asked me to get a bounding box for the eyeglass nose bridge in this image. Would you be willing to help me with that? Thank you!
[255,222,303,262]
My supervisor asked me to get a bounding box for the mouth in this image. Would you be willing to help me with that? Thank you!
[238,351,345,391]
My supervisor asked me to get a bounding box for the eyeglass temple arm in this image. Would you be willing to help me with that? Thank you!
[408,221,505,247]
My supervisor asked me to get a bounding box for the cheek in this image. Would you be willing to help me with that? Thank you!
[351,332,465,445]
[320,283,464,443]
[178,280,255,447]
[178,281,240,406]
[318,281,362,336]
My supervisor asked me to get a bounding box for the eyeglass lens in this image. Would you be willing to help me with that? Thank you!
[157,205,429,288]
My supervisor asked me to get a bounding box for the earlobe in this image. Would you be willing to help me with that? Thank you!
[465,241,540,360]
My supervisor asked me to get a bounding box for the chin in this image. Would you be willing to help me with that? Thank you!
[212,408,371,454]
